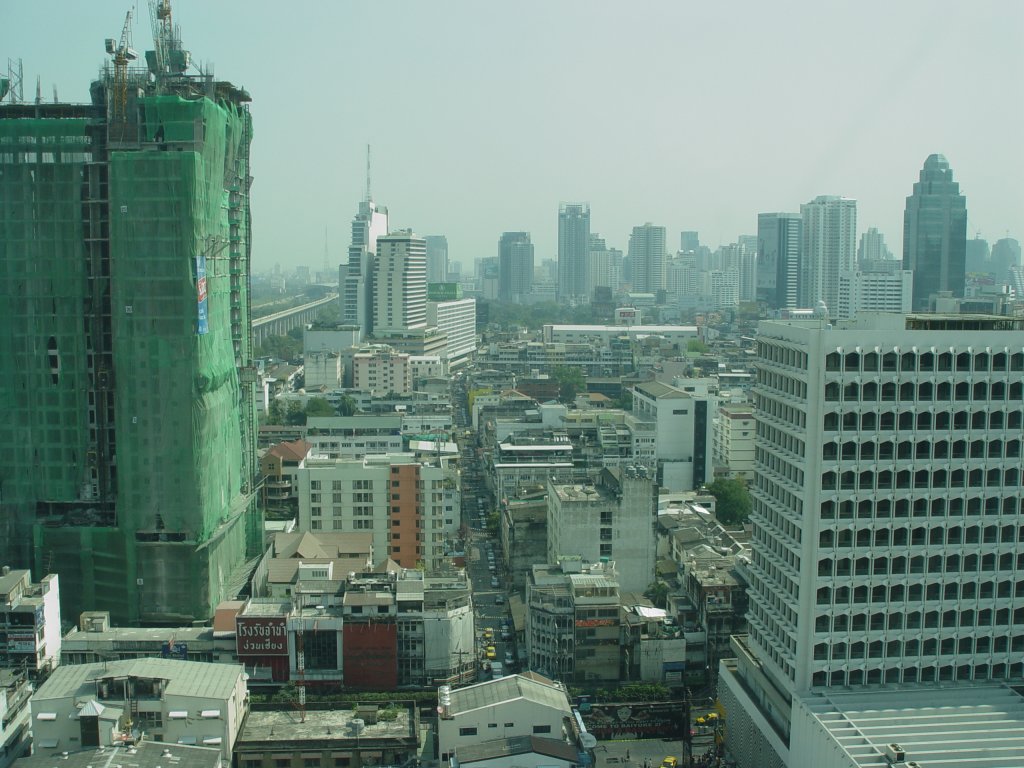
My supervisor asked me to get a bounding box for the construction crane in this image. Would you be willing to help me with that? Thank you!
[104,10,138,119]
[147,0,171,79]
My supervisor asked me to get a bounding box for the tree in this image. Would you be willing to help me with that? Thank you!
[704,478,752,525]
[687,338,709,354]
[305,397,336,417]
[644,581,669,609]
[265,398,285,425]
[337,395,358,416]
[284,401,307,426]
[553,365,586,403]
[612,389,633,411]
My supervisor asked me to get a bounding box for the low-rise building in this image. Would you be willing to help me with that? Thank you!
[233,702,419,768]
[29,658,247,760]
[712,403,755,480]
[15,740,221,768]
[437,675,575,763]
[0,569,61,676]
[525,559,620,684]
[260,440,313,512]
[0,671,31,768]
[351,345,412,396]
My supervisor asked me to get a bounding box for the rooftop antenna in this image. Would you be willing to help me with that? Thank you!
[365,143,372,203]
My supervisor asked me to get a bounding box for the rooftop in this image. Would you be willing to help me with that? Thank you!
[33,658,244,703]
[445,674,570,717]
[238,705,415,745]
[797,683,1024,768]
[15,741,222,768]
[455,735,579,765]
[633,381,690,400]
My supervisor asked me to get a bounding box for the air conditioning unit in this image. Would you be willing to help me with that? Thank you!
[884,743,906,762]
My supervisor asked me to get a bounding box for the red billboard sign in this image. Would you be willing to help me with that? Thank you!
[236,617,288,656]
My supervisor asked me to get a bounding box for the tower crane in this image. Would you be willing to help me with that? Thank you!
[148,0,172,79]
[104,10,138,119]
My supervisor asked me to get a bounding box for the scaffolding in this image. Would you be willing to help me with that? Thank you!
[0,33,259,625]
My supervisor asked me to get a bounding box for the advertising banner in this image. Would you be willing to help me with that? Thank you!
[236,617,288,655]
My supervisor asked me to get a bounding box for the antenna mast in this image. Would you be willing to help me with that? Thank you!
[365,144,372,202]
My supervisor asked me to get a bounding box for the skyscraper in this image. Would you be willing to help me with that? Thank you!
[0,25,260,624]
[424,235,449,285]
[857,226,894,263]
[721,313,1024,766]
[627,223,667,293]
[991,237,1022,278]
[498,231,534,302]
[341,198,389,336]
[557,202,591,302]
[799,195,857,312]
[903,154,968,309]
[756,212,802,309]
[373,231,427,334]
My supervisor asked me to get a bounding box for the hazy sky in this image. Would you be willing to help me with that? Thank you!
[5,1,1023,272]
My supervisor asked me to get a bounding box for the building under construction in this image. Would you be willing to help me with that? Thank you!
[0,4,262,624]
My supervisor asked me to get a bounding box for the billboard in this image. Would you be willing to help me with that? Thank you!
[236,617,288,655]
[196,254,209,335]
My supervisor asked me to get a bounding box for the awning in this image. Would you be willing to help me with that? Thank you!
[203,737,223,745]
[168,711,189,719]
[201,709,221,718]
[36,712,57,721]
[38,740,59,748]
[177,736,198,745]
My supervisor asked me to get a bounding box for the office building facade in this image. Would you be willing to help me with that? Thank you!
[799,196,856,312]
[425,235,449,285]
[757,213,802,309]
[498,231,534,302]
[557,202,591,302]
[903,154,968,309]
[373,231,428,334]
[341,199,390,335]
[627,223,667,293]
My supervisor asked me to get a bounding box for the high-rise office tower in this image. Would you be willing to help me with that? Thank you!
[857,227,894,263]
[498,231,534,302]
[341,198,389,336]
[721,313,1024,765]
[757,213,802,309]
[627,223,667,293]
[966,235,990,273]
[373,231,427,334]
[903,154,968,309]
[557,202,591,301]
[991,237,1022,278]
[424,235,449,285]
[799,196,857,312]
[587,234,622,295]
[680,231,701,253]
[0,22,260,624]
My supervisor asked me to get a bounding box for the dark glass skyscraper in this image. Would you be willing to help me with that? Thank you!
[756,212,802,309]
[902,154,968,309]
[498,231,534,302]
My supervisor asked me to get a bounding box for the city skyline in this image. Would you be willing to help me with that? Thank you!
[4,0,1022,272]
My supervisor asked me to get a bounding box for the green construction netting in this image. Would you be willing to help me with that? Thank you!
[1,95,258,623]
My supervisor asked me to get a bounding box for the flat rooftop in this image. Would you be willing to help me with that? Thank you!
[796,683,1024,767]
[238,706,415,744]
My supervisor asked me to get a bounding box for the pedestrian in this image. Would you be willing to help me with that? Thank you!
[626,750,630,761]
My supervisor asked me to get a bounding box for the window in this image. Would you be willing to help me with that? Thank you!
[459,727,477,736]
[533,725,552,734]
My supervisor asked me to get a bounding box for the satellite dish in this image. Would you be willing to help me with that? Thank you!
[580,734,598,750]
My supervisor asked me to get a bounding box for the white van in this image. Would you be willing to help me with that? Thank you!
[491,662,504,679]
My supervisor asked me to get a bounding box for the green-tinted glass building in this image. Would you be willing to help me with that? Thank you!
[903,153,968,310]
[0,48,261,624]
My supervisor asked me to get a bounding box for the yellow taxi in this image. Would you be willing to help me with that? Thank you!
[483,627,494,641]
[485,646,497,660]
[661,758,678,768]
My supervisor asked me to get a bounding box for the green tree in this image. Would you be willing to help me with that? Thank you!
[612,389,633,411]
[265,398,285,425]
[305,397,336,417]
[337,395,358,416]
[687,338,709,354]
[284,401,307,426]
[553,365,586,403]
[705,477,752,525]
[644,581,669,609]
